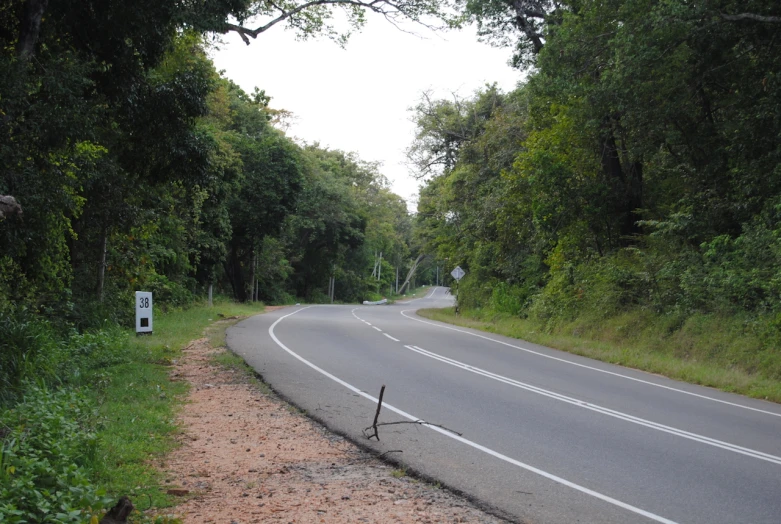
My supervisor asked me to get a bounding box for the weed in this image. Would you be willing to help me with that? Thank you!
[0,297,269,520]
[391,468,407,478]
[287,405,307,416]
[0,386,111,522]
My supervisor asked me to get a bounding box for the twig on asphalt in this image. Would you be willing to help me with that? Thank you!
[362,384,463,440]
[371,420,463,436]
[364,384,386,440]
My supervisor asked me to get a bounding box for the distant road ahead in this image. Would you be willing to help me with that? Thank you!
[228,287,781,523]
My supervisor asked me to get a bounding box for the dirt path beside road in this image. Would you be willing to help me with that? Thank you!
[158,323,508,523]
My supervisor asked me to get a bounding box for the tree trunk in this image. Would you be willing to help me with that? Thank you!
[97,229,107,302]
[624,160,643,238]
[224,244,247,302]
[600,120,643,244]
[17,0,49,59]
[249,248,257,302]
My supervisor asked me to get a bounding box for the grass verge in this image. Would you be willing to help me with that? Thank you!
[90,298,267,512]
[417,307,781,403]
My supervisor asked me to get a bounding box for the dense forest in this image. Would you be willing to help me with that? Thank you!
[0,0,425,326]
[0,0,428,520]
[413,0,781,380]
[2,0,780,520]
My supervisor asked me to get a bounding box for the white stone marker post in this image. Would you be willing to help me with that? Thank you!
[135,291,153,335]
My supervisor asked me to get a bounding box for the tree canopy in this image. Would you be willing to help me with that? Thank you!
[0,0,420,325]
[413,0,781,331]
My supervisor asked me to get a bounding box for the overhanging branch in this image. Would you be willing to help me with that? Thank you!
[720,12,781,23]
[224,0,443,44]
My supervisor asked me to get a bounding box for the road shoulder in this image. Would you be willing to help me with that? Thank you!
[157,333,508,523]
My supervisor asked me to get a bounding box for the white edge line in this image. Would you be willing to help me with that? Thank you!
[406,346,781,465]
[384,333,400,342]
[269,307,678,524]
[400,310,781,418]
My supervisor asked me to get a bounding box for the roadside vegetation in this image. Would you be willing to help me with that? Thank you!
[0,299,264,522]
[1,1,422,518]
[411,2,781,404]
[419,307,781,403]
[3,0,780,521]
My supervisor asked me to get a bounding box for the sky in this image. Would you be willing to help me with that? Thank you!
[211,15,523,210]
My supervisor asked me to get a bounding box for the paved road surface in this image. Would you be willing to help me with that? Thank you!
[227,287,781,523]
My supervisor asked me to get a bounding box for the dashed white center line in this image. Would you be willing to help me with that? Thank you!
[384,334,400,342]
[269,307,679,524]
[372,326,382,332]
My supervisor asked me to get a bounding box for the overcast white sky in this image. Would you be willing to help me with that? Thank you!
[211,15,523,210]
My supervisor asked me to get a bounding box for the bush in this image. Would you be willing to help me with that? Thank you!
[489,282,528,316]
[0,386,110,523]
[0,309,62,403]
[61,326,130,385]
[0,308,130,402]
[144,274,193,310]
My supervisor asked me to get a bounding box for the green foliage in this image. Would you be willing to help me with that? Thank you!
[0,387,110,523]
[144,275,195,311]
[0,0,420,521]
[0,306,129,401]
[280,146,413,302]
[413,0,781,393]
[489,281,527,316]
[0,310,61,403]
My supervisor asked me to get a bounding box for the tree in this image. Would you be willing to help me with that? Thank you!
[220,0,455,45]
[459,0,563,67]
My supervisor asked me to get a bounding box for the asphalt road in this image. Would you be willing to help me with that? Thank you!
[227,287,781,523]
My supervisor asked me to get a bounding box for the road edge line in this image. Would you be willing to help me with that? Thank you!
[268,307,678,524]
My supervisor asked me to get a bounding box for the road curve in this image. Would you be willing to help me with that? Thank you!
[227,287,781,524]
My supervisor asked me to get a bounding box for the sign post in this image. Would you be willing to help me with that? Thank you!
[450,266,466,314]
[135,291,153,335]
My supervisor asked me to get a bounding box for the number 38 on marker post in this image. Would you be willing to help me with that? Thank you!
[135,291,153,334]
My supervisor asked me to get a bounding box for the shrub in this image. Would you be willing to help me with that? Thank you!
[145,274,193,310]
[0,386,110,523]
[489,282,528,316]
[61,326,130,385]
[0,310,62,403]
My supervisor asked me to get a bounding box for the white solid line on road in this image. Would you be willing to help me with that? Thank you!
[373,326,382,332]
[268,307,678,524]
[400,310,781,418]
[404,345,781,466]
[384,334,400,342]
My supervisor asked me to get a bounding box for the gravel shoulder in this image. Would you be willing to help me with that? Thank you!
[158,319,508,523]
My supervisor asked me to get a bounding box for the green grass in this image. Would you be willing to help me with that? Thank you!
[89,298,267,510]
[417,307,781,403]
[390,467,407,478]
